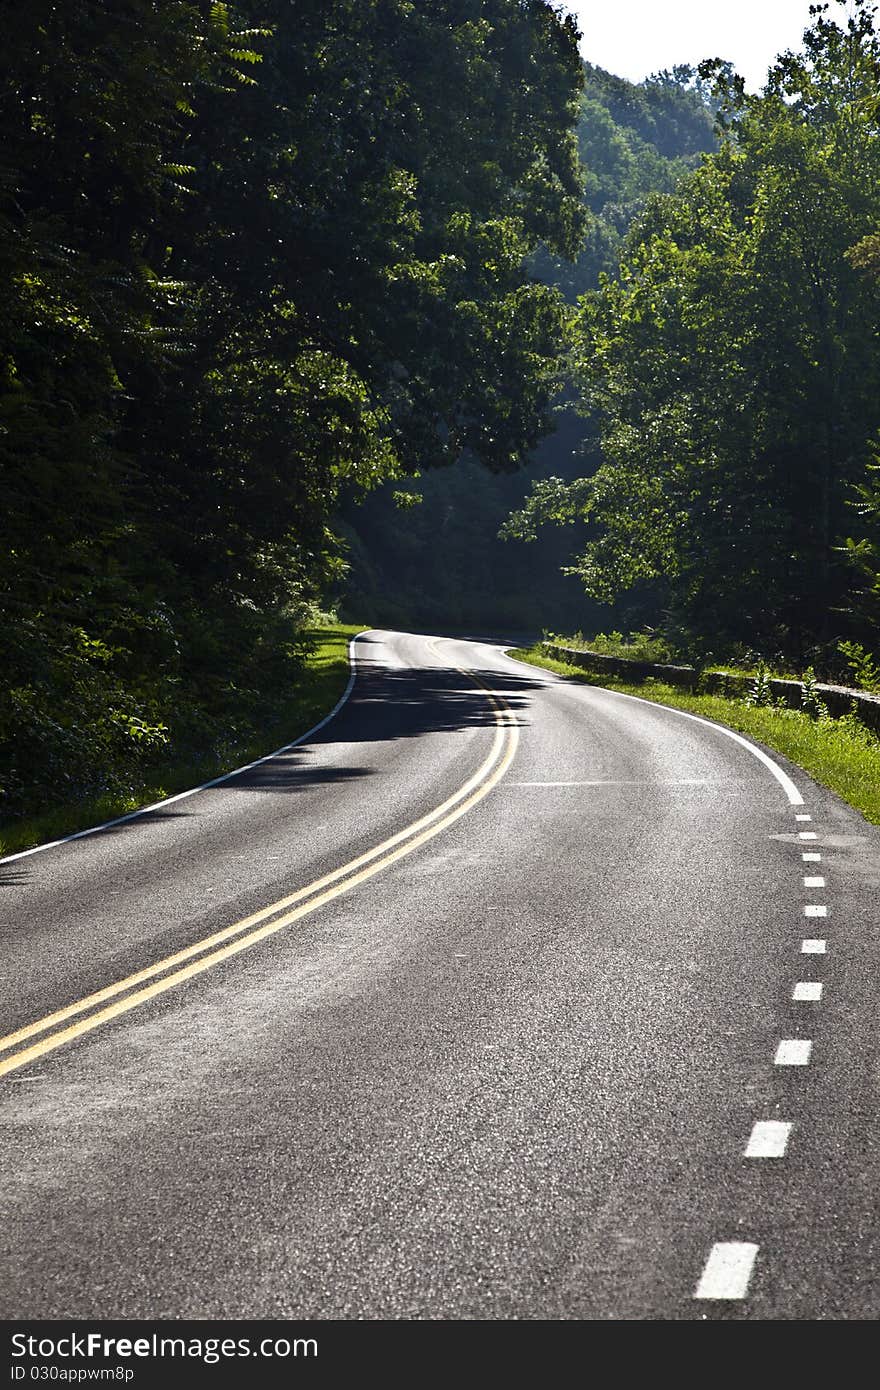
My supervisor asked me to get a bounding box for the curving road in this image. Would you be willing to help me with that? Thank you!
[2,629,880,1320]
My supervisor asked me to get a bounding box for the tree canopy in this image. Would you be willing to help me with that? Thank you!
[509,0,880,665]
[343,59,717,634]
[1,0,585,818]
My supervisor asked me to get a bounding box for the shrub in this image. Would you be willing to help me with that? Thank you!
[800,667,829,720]
[745,663,773,707]
[837,639,880,693]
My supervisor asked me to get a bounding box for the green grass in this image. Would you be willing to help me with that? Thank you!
[545,629,674,663]
[700,663,802,681]
[511,644,880,826]
[0,623,364,859]
[544,636,805,682]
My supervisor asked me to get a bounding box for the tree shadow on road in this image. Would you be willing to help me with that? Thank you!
[7,645,541,849]
[314,636,538,744]
[229,765,372,793]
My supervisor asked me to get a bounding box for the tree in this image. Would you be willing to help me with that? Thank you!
[1,1,587,818]
[345,60,721,634]
[511,0,880,660]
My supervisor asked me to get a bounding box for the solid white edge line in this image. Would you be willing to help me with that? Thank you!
[499,648,804,806]
[0,630,374,865]
[695,1243,759,1300]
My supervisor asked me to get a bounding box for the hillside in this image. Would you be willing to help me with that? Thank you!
[338,63,718,634]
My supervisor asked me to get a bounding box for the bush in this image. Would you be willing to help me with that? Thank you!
[837,640,880,692]
[745,663,773,707]
[800,667,829,720]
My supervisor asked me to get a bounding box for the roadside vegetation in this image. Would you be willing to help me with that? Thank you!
[542,629,677,663]
[0,624,361,860]
[511,644,880,826]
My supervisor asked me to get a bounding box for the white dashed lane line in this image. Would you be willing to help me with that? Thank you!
[745,1121,792,1158]
[697,802,831,1304]
[775,1039,813,1066]
[695,1243,759,1300]
[793,982,823,1001]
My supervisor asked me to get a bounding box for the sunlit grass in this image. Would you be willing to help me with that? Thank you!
[511,645,880,826]
[0,623,364,859]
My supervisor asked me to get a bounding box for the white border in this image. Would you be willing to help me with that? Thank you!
[0,631,371,865]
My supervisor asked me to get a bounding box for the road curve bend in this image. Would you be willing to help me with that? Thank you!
[1,629,879,1320]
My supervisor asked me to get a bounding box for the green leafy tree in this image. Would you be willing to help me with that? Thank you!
[512,0,880,660]
[346,58,720,634]
[1,0,587,818]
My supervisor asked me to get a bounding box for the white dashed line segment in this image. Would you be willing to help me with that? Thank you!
[695,1243,759,1300]
[775,1039,812,1066]
[745,1121,792,1158]
[691,802,830,1299]
[793,982,823,1001]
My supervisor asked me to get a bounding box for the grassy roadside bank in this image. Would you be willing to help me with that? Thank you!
[0,623,364,859]
[510,644,880,826]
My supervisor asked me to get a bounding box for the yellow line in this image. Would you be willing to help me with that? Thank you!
[0,688,509,1056]
[0,665,518,1079]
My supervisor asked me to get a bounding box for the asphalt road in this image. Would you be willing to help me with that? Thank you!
[2,628,880,1320]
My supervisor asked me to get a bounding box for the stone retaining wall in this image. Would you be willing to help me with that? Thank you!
[540,643,880,736]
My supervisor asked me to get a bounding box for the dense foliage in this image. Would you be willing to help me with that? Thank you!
[541,61,718,298]
[510,0,880,669]
[1,0,584,818]
[342,61,716,634]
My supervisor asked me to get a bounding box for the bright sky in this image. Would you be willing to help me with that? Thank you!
[560,1,833,91]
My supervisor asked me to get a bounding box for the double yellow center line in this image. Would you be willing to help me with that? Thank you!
[0,662,519,1079]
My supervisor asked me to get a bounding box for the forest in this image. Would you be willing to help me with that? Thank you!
[507,0,880,668]
[341,56,720,632]
[2,0,584,819]
[5,0,880,826]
